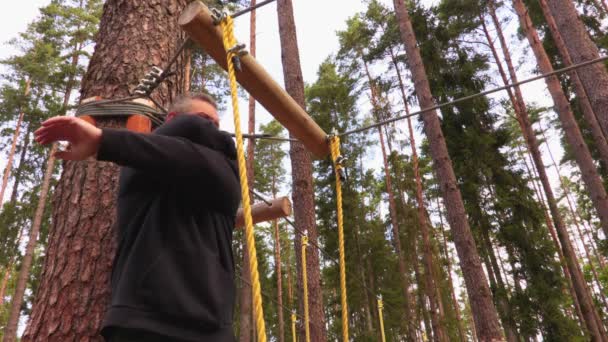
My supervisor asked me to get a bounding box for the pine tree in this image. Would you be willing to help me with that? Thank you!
[276,1,327,340]
[22,0,187,340]
[391,1,502,339]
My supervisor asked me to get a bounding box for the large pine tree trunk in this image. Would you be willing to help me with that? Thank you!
[0,80,31,207]
[512,0,608,245]
[538,0,608,169]
[21,1,186,340]
[240,2,257,340]
[546,0,608,138]
[391,1,502,340]
[488,1,607,339]
[276,1,326,341]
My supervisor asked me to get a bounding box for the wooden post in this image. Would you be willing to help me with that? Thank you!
[235,196,292,228]
[178,1,329,158]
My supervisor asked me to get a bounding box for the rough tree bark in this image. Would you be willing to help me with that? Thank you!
[276,1,327,341]
[0,80,31,207]
[538,0,608,169]
[391,1,503,340]
[486,0,606,338]
[547,0,608,139]
[21,1,186,340]
[240,1,257,340]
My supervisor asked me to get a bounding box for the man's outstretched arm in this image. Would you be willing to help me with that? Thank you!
[35,116,239,196]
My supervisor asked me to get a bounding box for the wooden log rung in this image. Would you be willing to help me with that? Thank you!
[179,1,330,158]
[235,196,292,228]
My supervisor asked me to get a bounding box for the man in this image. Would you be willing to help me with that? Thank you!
[34,94,241,341]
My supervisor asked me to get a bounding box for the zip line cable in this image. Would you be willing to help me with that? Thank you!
[231,0,277,19]
[339,55,608,137]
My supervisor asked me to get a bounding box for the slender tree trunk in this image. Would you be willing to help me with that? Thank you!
[363,62,416,341]
[0,224,26,308]
[0,263,12,308]
[487,1,605,338]
[538,0,608,168]
[546,0,608,138]
[435,196,467,342]
[539,121,608,309]
[391,1,502,340]
[240,2,257,340]
[271,171,285,342]
[9,125,32,204]
[511,1,608,338]
[520,143,586,324]
[513,0,608,244]
[273,219,285,342]
[385,49,447,342]
[405,86,447,342]
[276,1,326,341]
[22,1,186,340]
[0,80,31,207]
[353,222,374,335]
[481,227,519,342]
[483,12,586,326]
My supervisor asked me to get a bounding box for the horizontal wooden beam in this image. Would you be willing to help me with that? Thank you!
[235,196,292,228]
[179,1,330,158]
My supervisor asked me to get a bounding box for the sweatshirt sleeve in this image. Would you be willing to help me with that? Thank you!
[96,120,240,203]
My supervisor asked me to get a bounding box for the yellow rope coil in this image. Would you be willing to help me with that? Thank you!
[329,135,349,341]
[291,311,297,342]
[377,295,386,342]
[301,234,310,342]
[220,15,267,342]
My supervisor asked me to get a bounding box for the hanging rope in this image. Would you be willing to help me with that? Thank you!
[291,311,297,342]
[329,134,350,341]
[219,14,267,342]
[301,234,311,342]
[377,295,386,342]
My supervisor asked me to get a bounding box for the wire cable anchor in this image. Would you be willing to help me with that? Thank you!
[134,66,164,96]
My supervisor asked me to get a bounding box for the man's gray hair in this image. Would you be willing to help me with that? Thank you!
[169,93,217,113]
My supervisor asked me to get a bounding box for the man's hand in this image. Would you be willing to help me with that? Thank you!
[34,116,103,161]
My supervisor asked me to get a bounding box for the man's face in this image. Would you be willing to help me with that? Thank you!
[188,99,219,127]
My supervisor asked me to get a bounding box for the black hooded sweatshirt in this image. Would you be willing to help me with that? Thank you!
[97,114,241,341]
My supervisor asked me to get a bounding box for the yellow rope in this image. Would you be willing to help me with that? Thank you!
[291,311,297,342]
[377,295,386,342]
[329,135,349,341]
[220,15,267,342]
[301,234,310,342]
